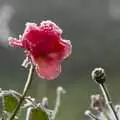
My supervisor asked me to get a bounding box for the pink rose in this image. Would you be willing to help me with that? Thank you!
[9,20,72,80]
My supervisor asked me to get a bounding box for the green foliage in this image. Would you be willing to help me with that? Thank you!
[0,87,63,120]
[0,90,20,119]
[3,93,19,113]
[26,107,49,120]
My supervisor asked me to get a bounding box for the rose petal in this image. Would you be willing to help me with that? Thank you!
[23,22,38,36]
[61,39,72,59]
[39,20,63,36]
[35,58,61,80]
[8,37,23,47]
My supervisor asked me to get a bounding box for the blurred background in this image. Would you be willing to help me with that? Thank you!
[0,0,120,119]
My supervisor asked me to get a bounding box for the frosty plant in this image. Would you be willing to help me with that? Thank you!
[85,68,120,120]
[0,20,72,120]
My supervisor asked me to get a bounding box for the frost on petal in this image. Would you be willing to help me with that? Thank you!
[8,37,23,48]
[61,39,72,59]
[23,22,38,36]
[35,59,61,80]
[39,20,63,36]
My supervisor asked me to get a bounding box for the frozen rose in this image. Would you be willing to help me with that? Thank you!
[9,20,72,80]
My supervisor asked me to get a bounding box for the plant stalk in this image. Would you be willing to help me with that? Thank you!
[100,83,119,120]
[9,64,34,120]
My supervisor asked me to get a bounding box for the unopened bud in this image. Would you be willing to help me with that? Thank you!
[91,68,106,84]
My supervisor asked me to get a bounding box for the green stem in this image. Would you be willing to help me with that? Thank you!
[100,83,119,120]
[9,64,34,120]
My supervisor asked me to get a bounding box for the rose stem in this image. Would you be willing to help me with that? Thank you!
[99,83,119,120]
[9,64,34,120]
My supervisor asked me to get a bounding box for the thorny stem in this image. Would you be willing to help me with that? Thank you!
[9,64,34,120]
[100,83,119,120]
